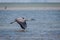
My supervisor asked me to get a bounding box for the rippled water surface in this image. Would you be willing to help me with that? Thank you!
[0,10,60,40]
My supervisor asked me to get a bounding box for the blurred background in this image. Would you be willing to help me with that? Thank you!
[0,0,60,40]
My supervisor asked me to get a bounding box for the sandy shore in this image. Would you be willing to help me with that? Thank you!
[0,7,60,10]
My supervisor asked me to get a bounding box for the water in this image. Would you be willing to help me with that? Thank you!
[0,10,60,40]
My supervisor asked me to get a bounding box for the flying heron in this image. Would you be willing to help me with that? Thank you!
[10,17,35,31]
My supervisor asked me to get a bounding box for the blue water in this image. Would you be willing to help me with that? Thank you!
[0,10,60,40]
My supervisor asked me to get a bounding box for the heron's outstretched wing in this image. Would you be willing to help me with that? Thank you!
[26,18,35,21]
[10,20,16,24]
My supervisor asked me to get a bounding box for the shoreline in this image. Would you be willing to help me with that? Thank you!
[0,7,60,10]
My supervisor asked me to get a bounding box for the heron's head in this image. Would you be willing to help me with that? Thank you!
[22,17,24,19]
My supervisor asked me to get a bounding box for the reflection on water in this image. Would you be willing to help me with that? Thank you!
[0,10,60,40]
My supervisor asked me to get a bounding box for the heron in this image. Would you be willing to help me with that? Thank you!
[10,17,35,32]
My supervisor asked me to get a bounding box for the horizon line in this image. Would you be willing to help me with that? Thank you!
[0,2,60,4]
